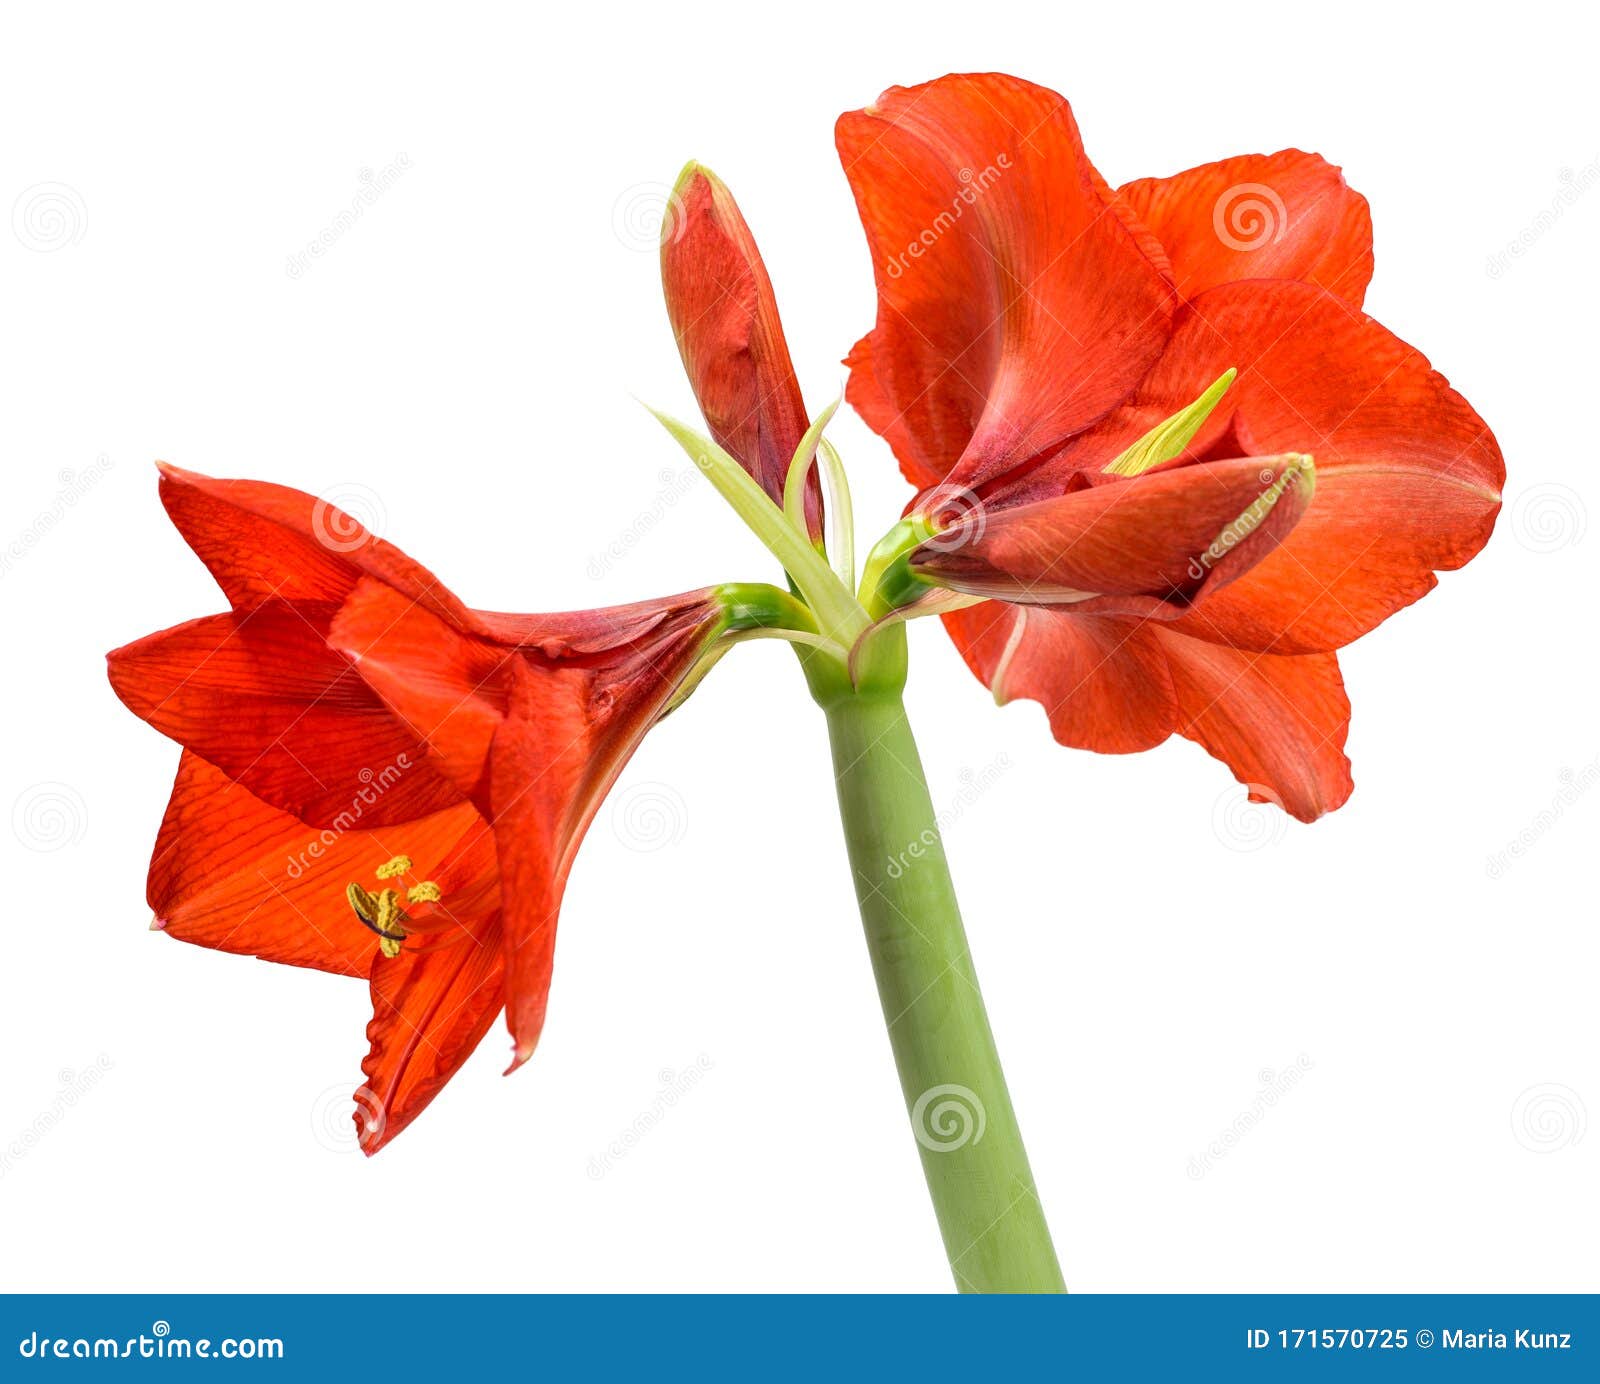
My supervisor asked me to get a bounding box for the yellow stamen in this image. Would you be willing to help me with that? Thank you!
[374,888,406,958]
[342,853,447,959]
[373,888,402,928]
[1103,368,1237,478]
[346,882,379,924]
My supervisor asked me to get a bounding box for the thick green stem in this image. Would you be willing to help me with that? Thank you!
[819,684,1064,1293]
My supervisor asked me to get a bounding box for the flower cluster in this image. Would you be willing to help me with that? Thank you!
[109,72,1500,1156]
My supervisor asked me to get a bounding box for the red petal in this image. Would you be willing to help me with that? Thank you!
[360,924,504,1154]
[1018,280,1503,652]
[487,634,708,1067]
[467,595,706,654]
[836,73,1174,491]
[486,661,590,1069]
[330,585,723,1067]
[107,608,463,827]
[945,606,1352,820]
[661,166,821,536]
[1154,631,1353,823]
[329,578,514,803]
[156,465,466,623]
[148,751,490,976]
[1089,165,1175,284]
[1120,150,1374,306]
[328,581,724,810]
[943,604,1176,754]
[913,454,1312,611]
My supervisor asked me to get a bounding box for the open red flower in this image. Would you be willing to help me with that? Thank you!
[109,466,736,1149]
[833,73,1503,820]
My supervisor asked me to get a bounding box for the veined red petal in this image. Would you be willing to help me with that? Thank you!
[329,579,514,803]
[661,165,821,537]
[328,580,725,811]
[467,596,704,655]
[360,924,505,1154]
[330,583,724,1067]
[1089,165,1175,284]
[1154,631,1353,822]
[1120,150,1374,306]
[1016,280,1503,652]
[836,73,1174,492]
[156,464,468,624]
[148,751,491,976]
[107,608,463,827]
[944,604,1351,820]
[486,622,718,1065]
[945,603,1175,753]
[912,454,1312,611]
[486,660,590,1070]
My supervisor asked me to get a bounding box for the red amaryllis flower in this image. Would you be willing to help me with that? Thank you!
[109,465,740,1149]
[833,73,1503,820]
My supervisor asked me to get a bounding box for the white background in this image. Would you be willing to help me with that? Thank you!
[2,1,1594,1292]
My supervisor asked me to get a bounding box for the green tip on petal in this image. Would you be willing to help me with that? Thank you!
[671,159,706,192]
[1103,368,1238,478]
[670,159,719,204]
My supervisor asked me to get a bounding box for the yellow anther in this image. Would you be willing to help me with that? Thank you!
[343,852,444,959]
[374,888,407,959]
[346,882,379,924]
[374,888,403,930]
